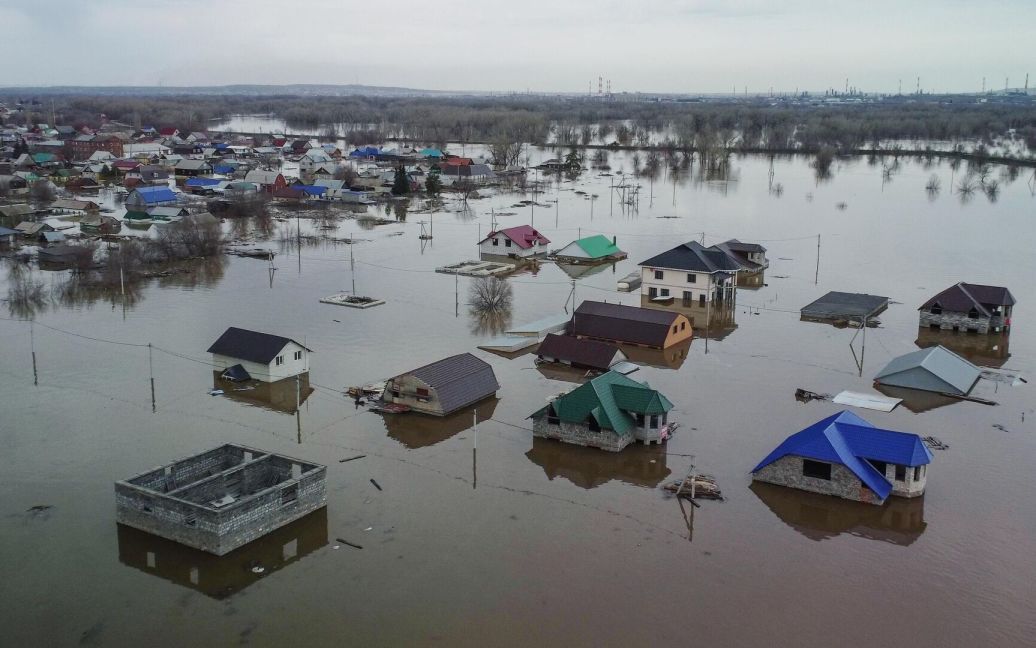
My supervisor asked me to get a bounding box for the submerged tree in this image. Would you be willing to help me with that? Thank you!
[425,164,442,195]
[391,165,410,196]
[468,276,513,313]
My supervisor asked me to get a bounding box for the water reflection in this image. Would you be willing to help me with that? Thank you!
[616,339,691,370]
[640,295,738,341]
[525,437,671,489]
[555,261,615,281]
[381,397,499,449]
[915,327,1010,368]
[116,507,328,599]
[212,371,314,415]
[750,482,927,546]
[873,384,961,414]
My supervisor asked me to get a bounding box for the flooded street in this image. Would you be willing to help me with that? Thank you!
[2,151,1035,646]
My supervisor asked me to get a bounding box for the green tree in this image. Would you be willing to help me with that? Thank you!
[391,165,410,196]
[425,164,442,195]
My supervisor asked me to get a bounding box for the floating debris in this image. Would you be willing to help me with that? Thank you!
[795,388,829,402]
[435,260,515,277]
[923,436,950,450]
[369,479,383,491]
[663,474,723,501]
[320,293,385,309]
[335,538,363,550]
[339,455,366,463]
[992,423,1011,433]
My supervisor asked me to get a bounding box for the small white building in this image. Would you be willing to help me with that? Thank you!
[207,327,312,383]
[478,225,551,259]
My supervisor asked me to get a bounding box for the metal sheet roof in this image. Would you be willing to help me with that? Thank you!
[207,327,310,365]
[401,353,499,415]
[873,345,980,396]
[801,291,890,320]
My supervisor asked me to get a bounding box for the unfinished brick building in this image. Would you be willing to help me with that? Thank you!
[115,444,326,556]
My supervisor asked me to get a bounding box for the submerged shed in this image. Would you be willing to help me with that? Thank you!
[873,345,980,396]
[535,334,626,372]
[383,353,499,416]
[801,291,889,323]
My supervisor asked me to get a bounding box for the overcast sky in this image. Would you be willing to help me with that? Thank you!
[4,0,1034,93]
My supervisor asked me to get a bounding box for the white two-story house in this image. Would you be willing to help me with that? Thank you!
[207,327,312,383]
[478,225,551,259]
[638,241,741,306]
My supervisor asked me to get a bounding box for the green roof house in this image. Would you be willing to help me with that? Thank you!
[528,371,675,451]
[554,234,627,263]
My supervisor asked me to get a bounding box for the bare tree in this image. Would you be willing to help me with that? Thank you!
[468,276,513,313]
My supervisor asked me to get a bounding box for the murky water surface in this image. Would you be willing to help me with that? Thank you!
[2,150,1035,646]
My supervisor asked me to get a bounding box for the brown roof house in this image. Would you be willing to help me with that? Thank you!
[919,282,1015,335]
[383,353,499,416]
[570,301,692,349]
[535,333,626,372]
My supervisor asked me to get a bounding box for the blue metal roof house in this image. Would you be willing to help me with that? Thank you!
[125,186,177,210]
[751,411,933,505]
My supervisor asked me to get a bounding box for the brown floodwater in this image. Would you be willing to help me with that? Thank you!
[2,151,1035,646]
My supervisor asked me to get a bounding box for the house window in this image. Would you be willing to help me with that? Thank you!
[275,355,284,366]
[636,413,645,428]
[505,239,512,247]
[492,238,499,246]
[914,466,922,481]
[968,308,979,319]
[680,322,686,330]
[281,484,298,505]
[547,405,559,426]
[654,270,663,280]
[930,304,942,315]
[672,325,677,334]
[683,291,692,305]
[416,387,430,402]
[699,294,706,306]
[588,416,600,432]
[649,415,658,429]
[802,459,831,480]
[660,288,670,297]
[649,287,658,298]
[687,274,696,283]
[293,351,302,361]
[868,459,887,476]
[895,465,907,481]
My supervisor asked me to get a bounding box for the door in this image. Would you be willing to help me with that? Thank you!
[649,287,658,298]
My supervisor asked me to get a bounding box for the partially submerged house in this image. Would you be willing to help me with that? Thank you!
[529,371,675,451]
[638,240,741,305]
[751,410,933,505]
[873,345,981,397]
[115,444,327,556]
[383,353,500,417]
[535,333,626,372]
[478,225,550,259]
[125,186,177,210]
[207,327,312,383]
[571,300,692,349]
[553,235,627,264]
[801,291,889,324]
[918,282,1015,334]
[713,239,768,273]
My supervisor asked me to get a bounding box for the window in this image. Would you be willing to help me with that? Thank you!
[183,512,197,527]
[895,465,906,481]
[547,405,559,426]
[416,387,430,402]
[968,308,980,319]
[683,291,692,305]
[654,270,663,280]
[505,239,512,247]
[699,294,706,306]
[281,484,298,505]
[660,288,670,297]
[648,287,658,298]
[868,459,887,476]
[636,413,645,428]
[930,304,942,315]
[275,355,284,366]
[686,274,697,283]
[588,416,601,432]
[649,415,659,429]
[914,466,922,481]
[293,351,302,361]
[672,325,677,334]
[802,459,831,480]
[492,238,499,246]
[680,322,686,330]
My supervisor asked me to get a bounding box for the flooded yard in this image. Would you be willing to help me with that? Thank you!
[2,151,1035,646]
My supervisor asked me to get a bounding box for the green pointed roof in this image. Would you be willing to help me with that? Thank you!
[531,371,673,435]
[575,234,623,259]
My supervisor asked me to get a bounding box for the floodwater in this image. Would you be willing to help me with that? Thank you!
[2,150,1036,646]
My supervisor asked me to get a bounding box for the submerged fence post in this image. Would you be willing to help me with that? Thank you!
[472,410,478,490]
[815,234,821,285]
[30,319,38,386]
[148,343,155,412]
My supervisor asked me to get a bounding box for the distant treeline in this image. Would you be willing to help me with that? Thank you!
[7,93,1036,156]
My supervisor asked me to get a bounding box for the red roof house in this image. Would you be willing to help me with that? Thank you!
[478,225,550,258]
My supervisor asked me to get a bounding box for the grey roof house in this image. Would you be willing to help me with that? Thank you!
[873,345,981,396]
[383,353,500,416]
[919,282,1015,335]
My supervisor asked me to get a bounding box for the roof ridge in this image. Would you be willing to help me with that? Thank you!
[953,282,988,316]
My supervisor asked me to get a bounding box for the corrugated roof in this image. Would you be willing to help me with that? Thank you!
[801,291,890,320]
[639,241,741,273]
[571,301,684,347]
[130,186,177,204]
[479,225,550,250]
[874,345,980,396]
[207,327,310,365]
[752,411,932,501]
[575,235,623,259]
[920,282,1015,314]
[536,334,622,371]
[401,353,499,415]
[533,371,673,435]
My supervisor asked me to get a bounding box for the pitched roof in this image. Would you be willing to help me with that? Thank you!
[533,371,673,435]
[801,291,889,320]
[752,411,933,501]
[536,334,623,371]
[874,345,981,396]
[571,301,684,347]
[719,239,766,254]
[560,234,624,259]
[639,240,741,273]
[244,170,283,185]
[207,327,310,365]
[920,282,1015,315]
[479,225,550,249]
[129,186,177,204]
[399,353,499,415]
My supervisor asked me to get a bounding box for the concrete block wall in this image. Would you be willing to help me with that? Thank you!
[752,456,882,504]
[532,418,632,452]
[919,310,1005,334]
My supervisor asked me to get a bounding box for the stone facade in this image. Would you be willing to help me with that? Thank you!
[919,309,1009,335]
[752,455,927,505]
[115,445,327,556]
[532,418,632,452]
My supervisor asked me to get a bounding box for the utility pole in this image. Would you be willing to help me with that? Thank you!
[350,234,356,295]
[148,343,155,412]
[472,410,478,490]
[815,234,821,285]
[30,319,38,386]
